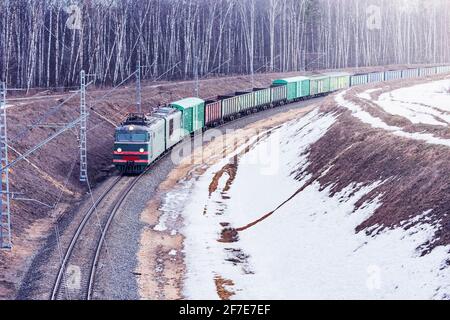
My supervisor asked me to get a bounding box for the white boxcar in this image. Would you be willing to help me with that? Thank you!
[350,74,368,86]
[236,91,255,112]
[420,67,437,76]
[436,65,450,74]
[220,95,241,119]
[253,88,271,107]
[270,85,287,104]
[368,72,385,83]
[385,70,402,81]
[402,68,419,79]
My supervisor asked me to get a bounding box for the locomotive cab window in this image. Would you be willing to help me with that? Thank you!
[116,132,148,142]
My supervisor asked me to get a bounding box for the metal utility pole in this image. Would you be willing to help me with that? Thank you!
[0,82,12,250]
[136,58,142,113]
[0,112,89,251]
[79,71,88,182]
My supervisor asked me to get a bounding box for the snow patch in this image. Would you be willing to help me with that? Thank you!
[354,79,450,126]
[375,80,450,126]
[154,180,194,233]
[357,88,382,100]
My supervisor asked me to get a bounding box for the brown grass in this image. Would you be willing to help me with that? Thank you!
[208,159,238,196]
[302,81,450,251]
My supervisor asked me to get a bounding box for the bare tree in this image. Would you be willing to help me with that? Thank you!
[0,0,449,89]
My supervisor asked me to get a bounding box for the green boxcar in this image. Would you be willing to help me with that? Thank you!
[170,97,205,135]
[309,75,331,95]
[272,76,310,101]
[325,72,351,91]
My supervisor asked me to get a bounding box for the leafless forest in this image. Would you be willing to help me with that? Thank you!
[1,0,449,89]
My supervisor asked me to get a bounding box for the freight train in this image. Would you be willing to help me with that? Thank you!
[114,65,450,173]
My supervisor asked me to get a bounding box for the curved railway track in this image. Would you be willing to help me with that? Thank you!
[86,171,148,300]
[21,68,447,300]
[50,170,149,300]
[49,97,325,300]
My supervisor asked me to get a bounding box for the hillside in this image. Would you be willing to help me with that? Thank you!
[2,67,449,299]
[0,67,380,299]
[139,73,450,299]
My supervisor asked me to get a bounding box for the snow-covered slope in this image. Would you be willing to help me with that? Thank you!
[154,86,450,299]
[340,78,450,147]
[376,80,450,126]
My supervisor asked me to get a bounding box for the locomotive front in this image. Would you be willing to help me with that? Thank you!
[113,114,152,174]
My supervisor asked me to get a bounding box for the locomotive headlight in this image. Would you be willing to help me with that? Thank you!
[117,148,122,153]
[129,126,135,131]
[139,148,145,153]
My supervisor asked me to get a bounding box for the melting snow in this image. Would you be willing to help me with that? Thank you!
[336,81,450,147]
[374,80,450,126]
[154,180,195,233]
[357,88,382,100]
[156,108,450,299]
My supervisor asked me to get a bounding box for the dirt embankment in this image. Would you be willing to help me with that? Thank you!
[135,105,318,300]
[225,74,450,252]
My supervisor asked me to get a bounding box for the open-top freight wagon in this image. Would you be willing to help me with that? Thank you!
[114,64,450,173]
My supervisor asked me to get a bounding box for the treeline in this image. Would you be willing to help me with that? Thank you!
[0,0,449,89]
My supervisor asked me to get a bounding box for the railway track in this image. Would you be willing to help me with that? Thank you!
[50,171,148,300]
